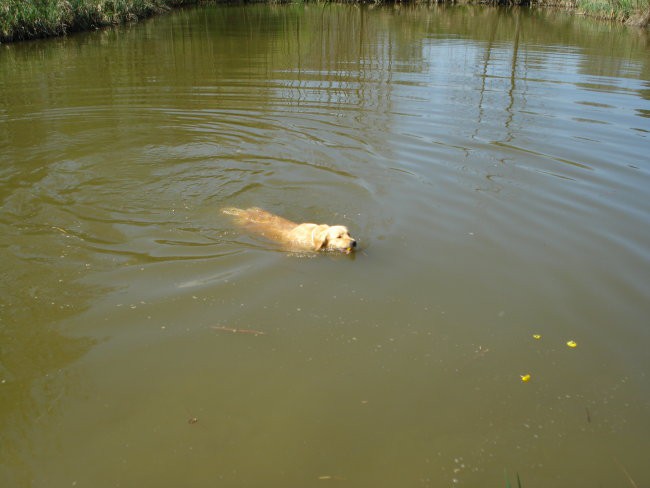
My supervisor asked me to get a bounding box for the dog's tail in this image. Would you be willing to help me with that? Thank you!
[222,207,280,226]
[222,207,246,217]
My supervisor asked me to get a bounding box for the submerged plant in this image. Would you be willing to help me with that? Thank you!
[504,470,523,488]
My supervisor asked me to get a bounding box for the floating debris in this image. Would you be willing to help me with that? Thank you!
[566,340,577,348]
[520,374,531,383]
[533,334,542,340]
[212,326,265,336]
[475,345,490,357]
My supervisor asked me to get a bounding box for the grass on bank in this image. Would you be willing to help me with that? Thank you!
[576,0,650,24]
[0,0,198,42]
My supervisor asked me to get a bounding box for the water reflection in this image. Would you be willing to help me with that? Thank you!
[1,3,649,487]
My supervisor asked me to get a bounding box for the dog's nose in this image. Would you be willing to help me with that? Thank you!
[351,240,357,247]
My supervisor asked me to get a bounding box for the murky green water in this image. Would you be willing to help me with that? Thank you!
[2,4,649,487]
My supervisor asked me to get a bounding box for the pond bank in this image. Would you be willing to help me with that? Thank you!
[0,0,648,43]
[0,0,202,43]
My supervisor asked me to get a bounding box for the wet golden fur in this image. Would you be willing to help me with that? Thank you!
[223,207,357,253]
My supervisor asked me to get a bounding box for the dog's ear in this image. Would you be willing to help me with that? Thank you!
[312,225,330,250]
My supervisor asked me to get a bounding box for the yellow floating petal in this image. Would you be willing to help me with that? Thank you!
[566,340,577,348]
[520,374,531,382]
[533,334,542,340]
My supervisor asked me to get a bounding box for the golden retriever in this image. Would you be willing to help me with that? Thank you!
[223,207,357,253]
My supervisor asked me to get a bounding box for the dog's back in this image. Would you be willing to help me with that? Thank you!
[222,207,297,242]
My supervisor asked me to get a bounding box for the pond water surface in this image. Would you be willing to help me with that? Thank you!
[1,4,649,487]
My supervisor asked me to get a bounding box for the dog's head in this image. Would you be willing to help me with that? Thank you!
[313,225,357,253]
